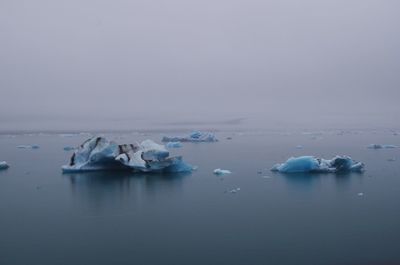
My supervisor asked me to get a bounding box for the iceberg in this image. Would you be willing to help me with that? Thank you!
[162,131,218,143]
[165,141,183,148]
[0,161,9,170]
[62,137,194,173]
[271,155,364,173]
[213,168,232,175]
[382,144,397,149]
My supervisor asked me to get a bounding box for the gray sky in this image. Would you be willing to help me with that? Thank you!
[1,0,399,131]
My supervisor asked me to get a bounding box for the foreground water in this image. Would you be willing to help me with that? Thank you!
[0,130,399,265]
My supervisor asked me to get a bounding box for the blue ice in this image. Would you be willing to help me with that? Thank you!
[271,155,364,173]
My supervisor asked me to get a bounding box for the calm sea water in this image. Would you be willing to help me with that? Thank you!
[0,130,399,265]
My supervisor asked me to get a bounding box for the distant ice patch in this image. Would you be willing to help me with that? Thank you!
[162,131,218,143]
[17,145,39,149]
[367,144,397,149]
[271,155,364,173]
[63,146,75,151]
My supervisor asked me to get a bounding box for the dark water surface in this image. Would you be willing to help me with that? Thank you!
[0,131,399,265]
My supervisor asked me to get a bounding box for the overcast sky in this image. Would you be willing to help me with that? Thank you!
[1,0,399,131]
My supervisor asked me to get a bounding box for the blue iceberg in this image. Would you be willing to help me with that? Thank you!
[165,141,183,148]
[0,161,9,170]
[271,155,364,173]
[162,131,218,142]
[62,137,194,173]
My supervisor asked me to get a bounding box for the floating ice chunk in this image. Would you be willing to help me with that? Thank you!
[63,146,75,151]
[367,144,382,149]
[165,141,183,148]
[62,137,120,172]
[162,131,218,142]
[17,145,39,149]
[271,155,364,173]
[0,161,9,170]
[383,145,397,149]
[358,192,364,196]
[296,145,303,149]
[228,188,240,193]
[368,144,397,149]
[62,136,194,173]
[213,168,232,175]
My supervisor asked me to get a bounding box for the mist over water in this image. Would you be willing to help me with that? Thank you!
[1,2,400,263]
[1,0,400,132]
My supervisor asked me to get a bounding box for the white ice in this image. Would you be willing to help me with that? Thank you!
[213,168,232,175]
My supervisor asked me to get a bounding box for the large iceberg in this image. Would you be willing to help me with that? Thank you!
[0,161,9,170]
[271,155,364,173]
[162,131,218,142]
[62,137,194,173]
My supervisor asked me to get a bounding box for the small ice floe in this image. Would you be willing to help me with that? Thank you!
[226,137,233,140]
[262,175,272,179]
[0,161,9,170]
[165,141,183,148]
[213,168,232,175]
[162,131,218,143]
[367,144,398,149]
[296,145,303,149]
[387,158,396,162]
[228,188,241,193]
[62,136,194,173]
[358,192,364,196]
[17,145,39,149]
[271,155,364,173]
[63,146,75,151]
